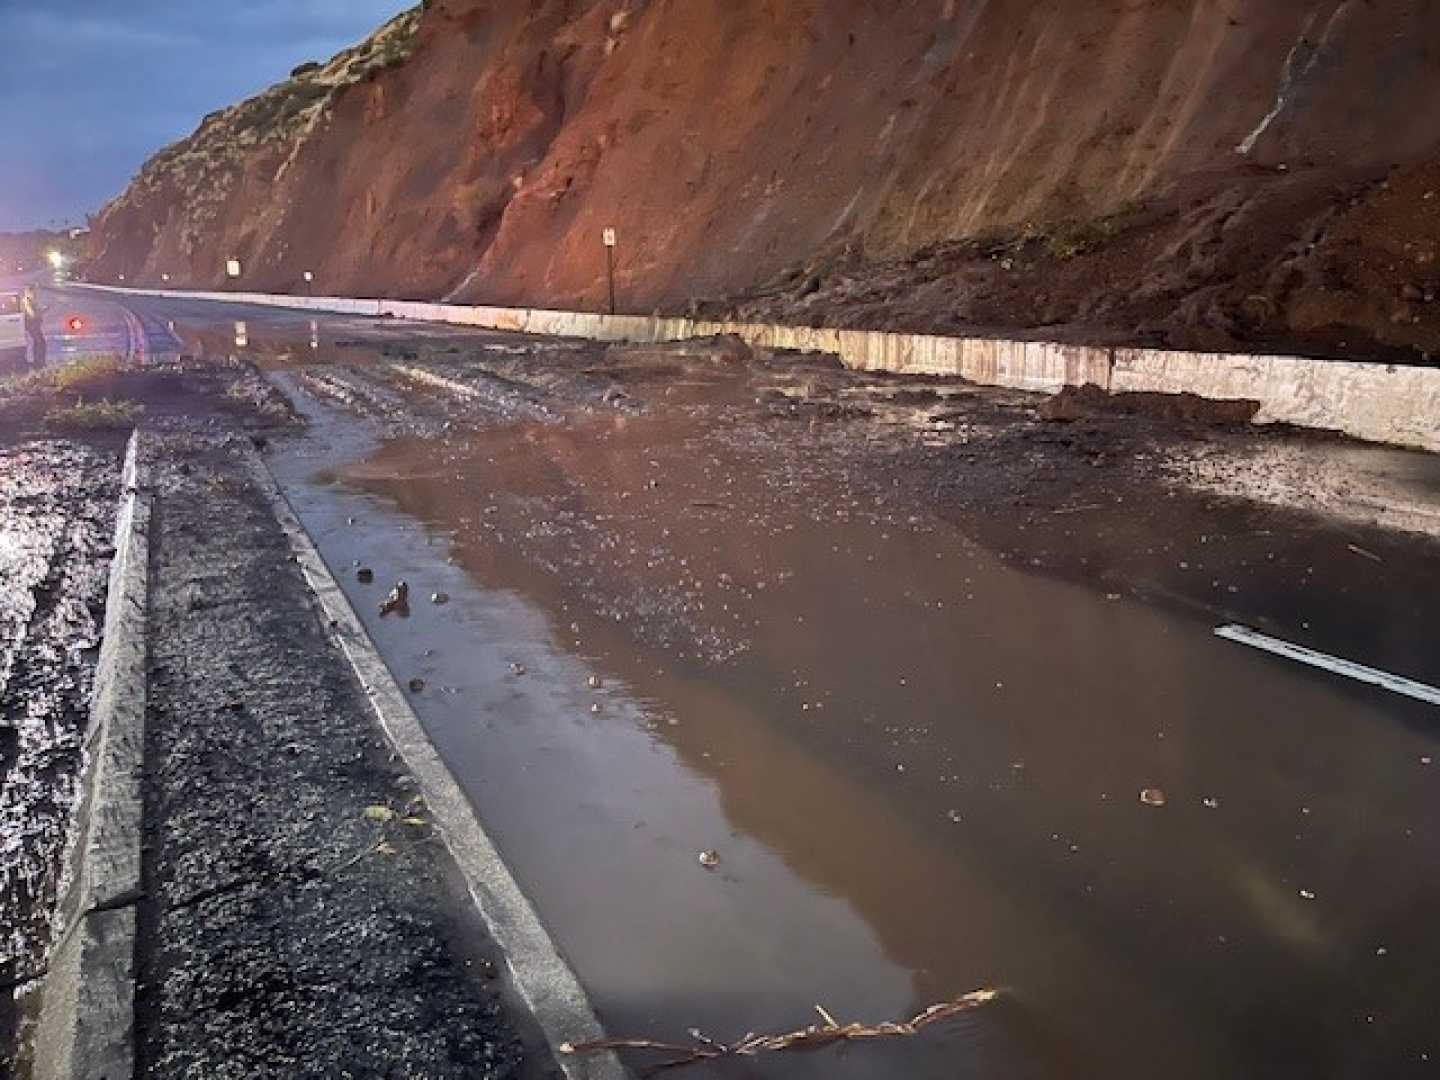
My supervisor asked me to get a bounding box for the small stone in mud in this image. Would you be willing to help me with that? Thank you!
[347,516,357,525]
[431,591,449,605]
[1139,787,1167,807]
[590,703,602,714]
[356,567,374,583]
[408,677,425,693]
[588,674,603,690]
[698,850,721,869]
[510,662,527,676]
[380,581,410,617]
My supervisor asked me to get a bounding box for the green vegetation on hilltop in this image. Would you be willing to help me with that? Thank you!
[97,6,424,256]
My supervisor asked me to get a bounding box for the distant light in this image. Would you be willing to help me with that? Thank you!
[47,251,66,270]
[66,316,85,333]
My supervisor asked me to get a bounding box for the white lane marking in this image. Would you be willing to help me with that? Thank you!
[1215,625,1440,707]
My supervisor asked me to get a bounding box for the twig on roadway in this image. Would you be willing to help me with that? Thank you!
[561,989,998,1075]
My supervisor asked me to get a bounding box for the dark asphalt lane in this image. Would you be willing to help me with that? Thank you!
[54,288,1440,1080]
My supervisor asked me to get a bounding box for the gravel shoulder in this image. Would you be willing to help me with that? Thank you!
[135,430,530,1078]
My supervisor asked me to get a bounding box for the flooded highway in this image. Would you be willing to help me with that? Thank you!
[19,289,1440,1078]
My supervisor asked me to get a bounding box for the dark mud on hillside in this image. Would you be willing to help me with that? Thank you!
[708,161,1440,366]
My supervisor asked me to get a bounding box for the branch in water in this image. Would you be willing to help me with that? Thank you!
[561,989,998,1074]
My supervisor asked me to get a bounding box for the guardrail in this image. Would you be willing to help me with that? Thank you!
[80,284,1440,452]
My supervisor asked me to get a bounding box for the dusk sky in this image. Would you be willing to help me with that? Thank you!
[0,0,408,231]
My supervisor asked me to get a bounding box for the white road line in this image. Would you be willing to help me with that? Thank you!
[1215,625,1440,707]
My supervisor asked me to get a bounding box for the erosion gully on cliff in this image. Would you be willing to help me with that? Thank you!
[31,292,1424,1079]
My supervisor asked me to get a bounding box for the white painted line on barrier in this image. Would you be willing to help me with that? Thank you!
[1215,624,1440,706]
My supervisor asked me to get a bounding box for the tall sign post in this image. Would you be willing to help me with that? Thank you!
[602,227,617,316]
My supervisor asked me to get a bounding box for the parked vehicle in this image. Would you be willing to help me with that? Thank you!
[0,291,30,371]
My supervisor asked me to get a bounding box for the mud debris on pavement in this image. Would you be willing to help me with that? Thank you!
[133,433,524,1078]
[0,441,120,1054]
[5,295,1440,1079]
[379,580,410,617]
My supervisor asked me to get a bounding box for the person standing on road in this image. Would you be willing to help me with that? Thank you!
[20,286,46,368]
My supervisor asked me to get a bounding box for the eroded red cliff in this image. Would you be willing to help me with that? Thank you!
[89,1,1440,358]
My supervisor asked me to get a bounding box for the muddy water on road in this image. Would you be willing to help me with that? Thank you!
[270,389,1440,1079]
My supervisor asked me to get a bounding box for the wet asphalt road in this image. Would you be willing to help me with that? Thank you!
[46,287,1440,1078]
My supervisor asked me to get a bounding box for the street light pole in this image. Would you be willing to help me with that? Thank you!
[602,228,617,316]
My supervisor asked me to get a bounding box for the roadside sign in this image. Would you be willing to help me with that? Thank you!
[602,228,617,248]
[226,259,242,278]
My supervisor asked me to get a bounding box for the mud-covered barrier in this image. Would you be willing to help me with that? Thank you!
[80,286,1440,453]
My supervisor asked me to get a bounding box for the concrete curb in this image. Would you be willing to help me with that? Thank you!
[30,429,151,1080]
[76,283,1440,453]
[242,447,627,1080]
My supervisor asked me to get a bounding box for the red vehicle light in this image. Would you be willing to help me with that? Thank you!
[67,316,84,332]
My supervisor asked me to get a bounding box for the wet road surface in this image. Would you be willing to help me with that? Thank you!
[56,289,1440,1077]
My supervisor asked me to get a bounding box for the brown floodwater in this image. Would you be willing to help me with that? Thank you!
[267,378,1440,1079]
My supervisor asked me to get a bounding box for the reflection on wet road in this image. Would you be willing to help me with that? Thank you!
[257,366,1440,1077]
[95,294,1440,1078]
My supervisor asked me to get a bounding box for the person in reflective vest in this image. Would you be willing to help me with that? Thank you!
[20,286,45,367]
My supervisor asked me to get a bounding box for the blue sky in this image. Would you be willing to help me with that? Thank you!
[0,1,409,230]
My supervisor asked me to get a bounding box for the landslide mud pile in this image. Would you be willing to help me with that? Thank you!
[90,0,1440,361]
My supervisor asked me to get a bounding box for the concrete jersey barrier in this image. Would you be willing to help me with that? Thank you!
[79,284,1440,452]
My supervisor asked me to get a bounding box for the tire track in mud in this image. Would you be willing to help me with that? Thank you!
[0,442,120,1063]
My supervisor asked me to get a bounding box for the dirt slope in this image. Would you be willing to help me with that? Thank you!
[90,0,1440,360]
